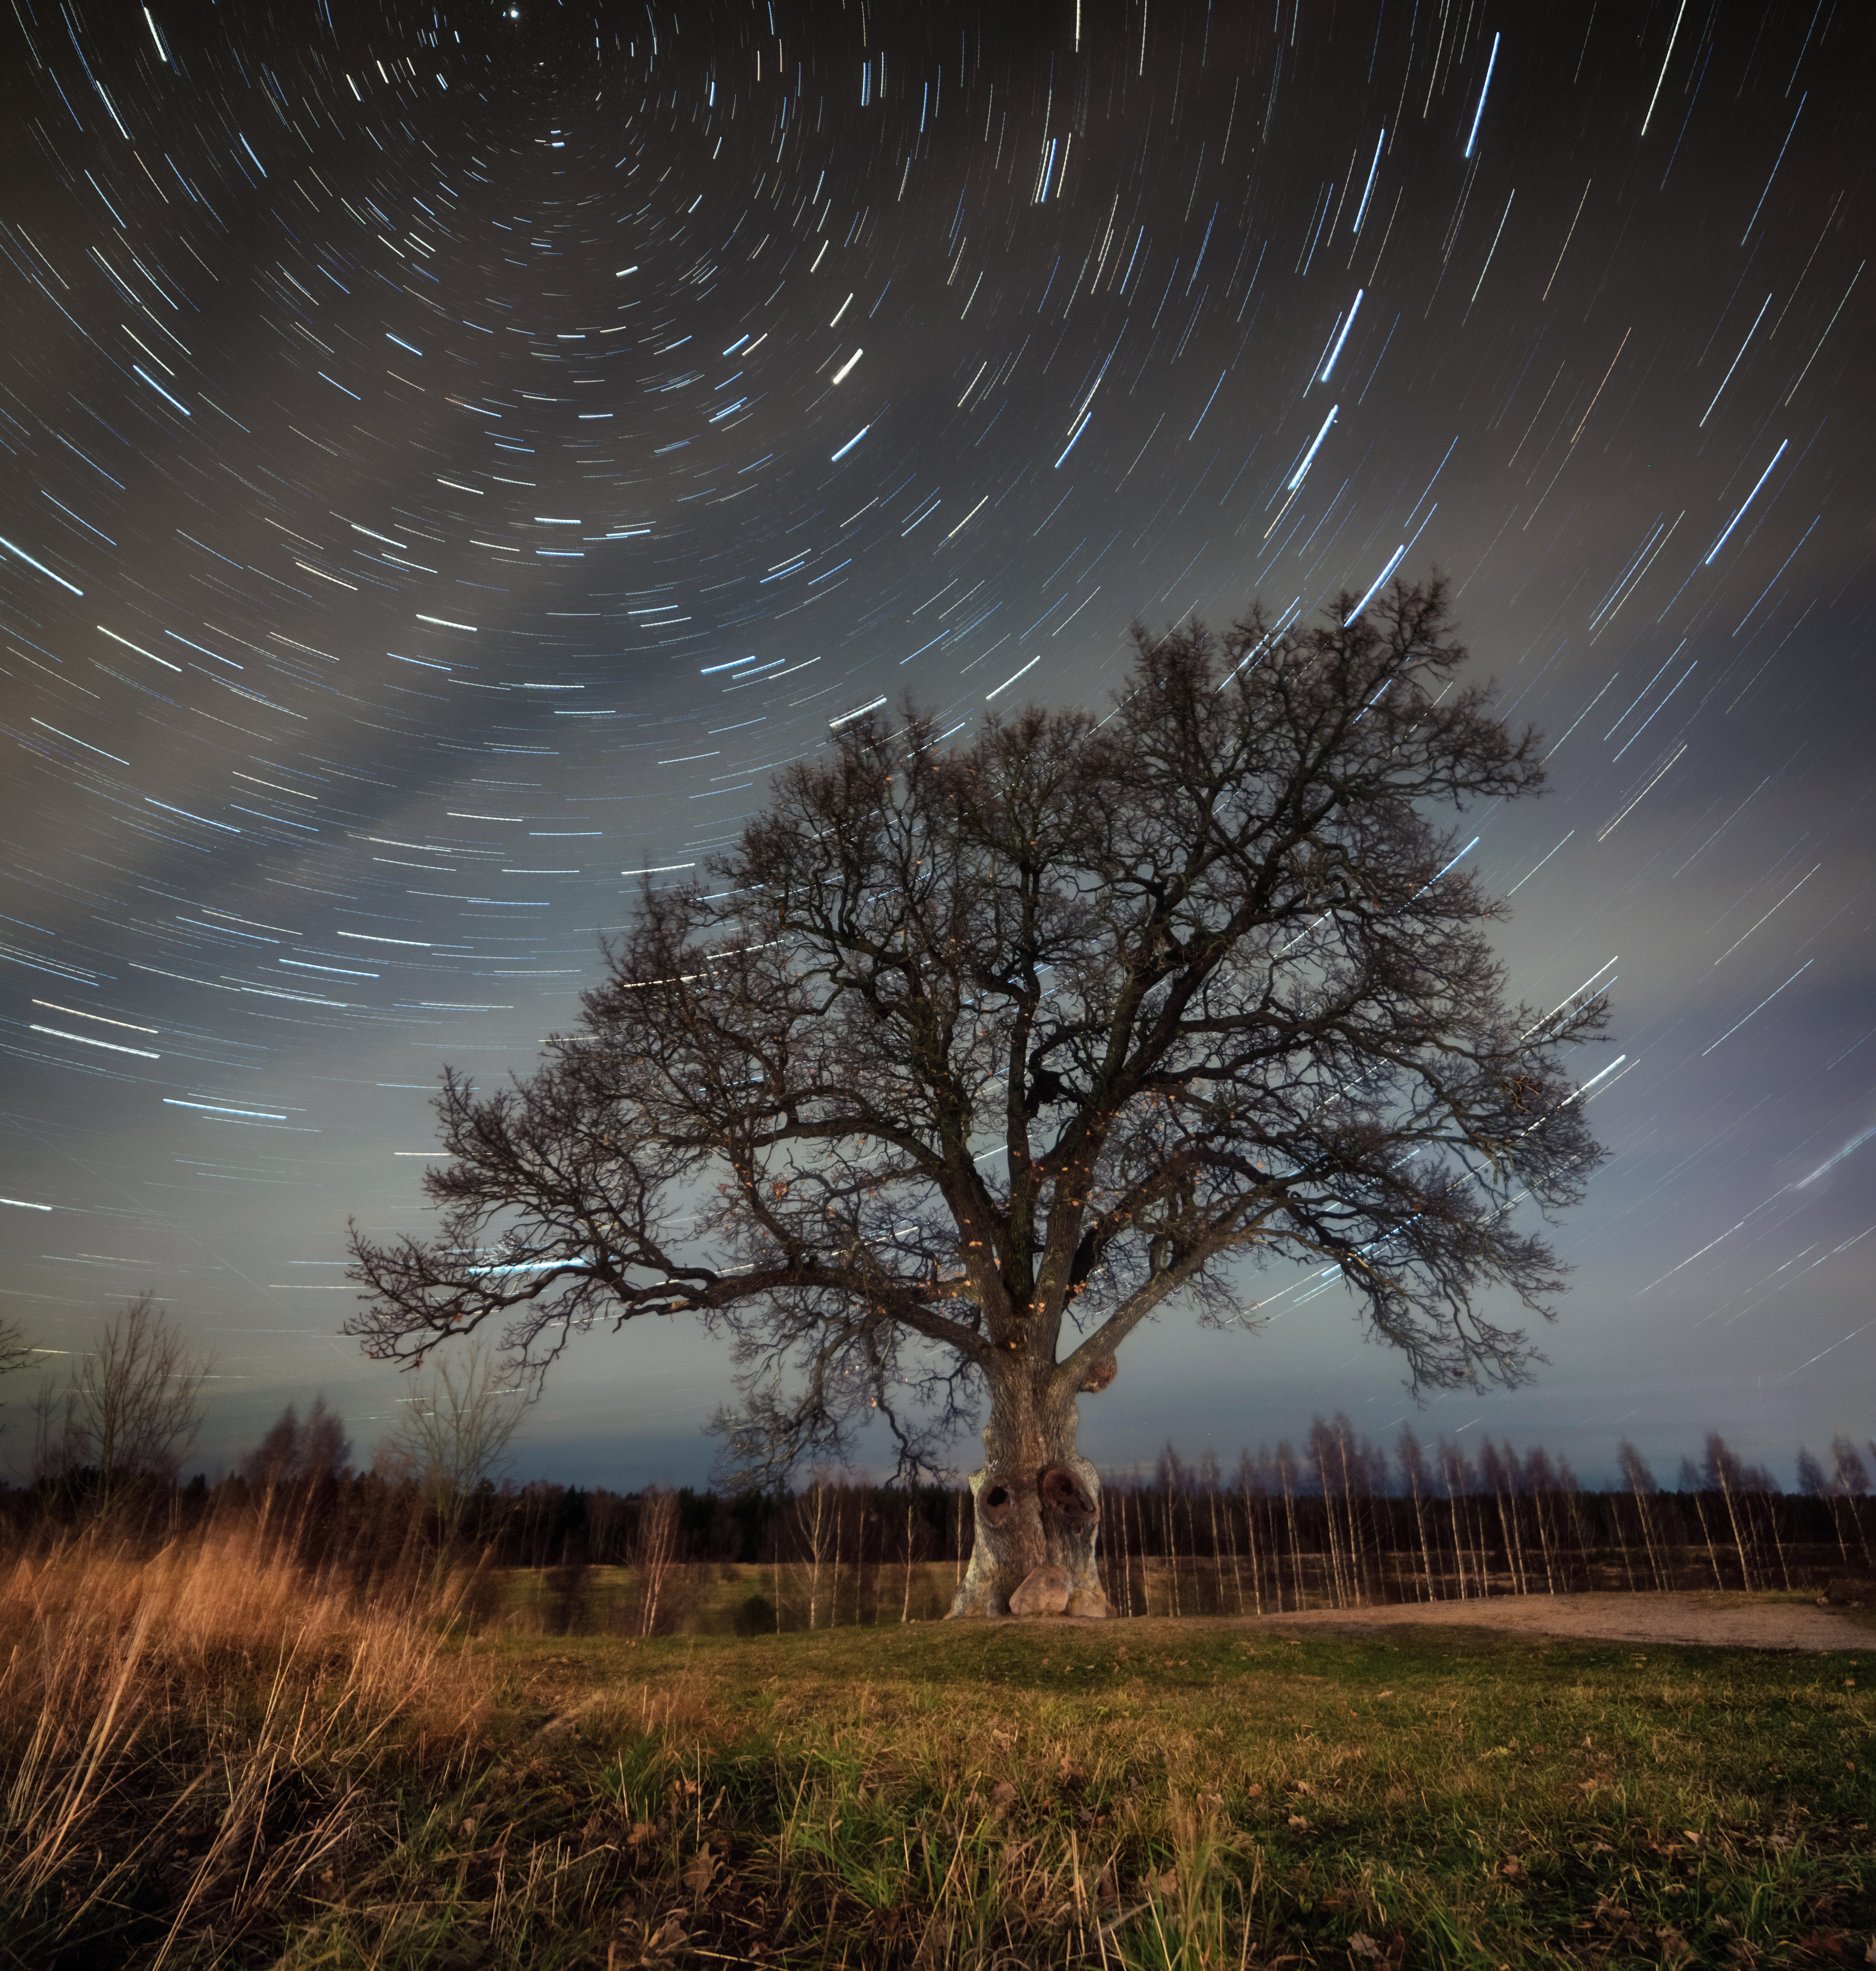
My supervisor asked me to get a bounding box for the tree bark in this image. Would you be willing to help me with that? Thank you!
[948,1371,1110,1619]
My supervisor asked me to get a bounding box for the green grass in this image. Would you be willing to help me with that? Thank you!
[436,1619,1873,1969]
[4,1536,1872,1968]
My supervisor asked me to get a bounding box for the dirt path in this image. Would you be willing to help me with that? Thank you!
[1206,1591,1873,1652]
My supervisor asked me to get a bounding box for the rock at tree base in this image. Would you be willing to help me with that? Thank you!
[1008,1562,1071,1617]
[1064,1584,1112,1618]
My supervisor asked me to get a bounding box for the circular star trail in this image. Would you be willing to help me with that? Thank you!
[1,0,1871,1481]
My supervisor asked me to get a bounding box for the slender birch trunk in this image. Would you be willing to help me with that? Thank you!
[1242,1484,1265,1615]
[1410,1473,1434,1603]
[1221,1488,1244,1614]
[1280,1463,1305,1609]
[1716,1468,1753,1591]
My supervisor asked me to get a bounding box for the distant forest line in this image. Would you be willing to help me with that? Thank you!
[5,1412,1871,1631]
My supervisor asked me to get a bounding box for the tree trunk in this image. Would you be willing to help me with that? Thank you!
[1164,1488,1181,1616]
[1117,1490,1135,1616]
[1614,1493,1637,1591]
[1825,1491,1851,1567]
[1689,1489,1726,1589]
[830,1487,844,1627]
[1280,1465,1303,1608]
[1410,1481,1433,1603]
[1714,1468,1754,1591]
[1218,1490,1243,1615]
[1315,1442,1347,1608]
[1135,1488,1153,1615]
[1629,1483,1663,1589]
[1335,1434,1366,1607]
[1532,1488,1557,1594]
[1761,1490,1793,1590]
[948,1375,1109,1619]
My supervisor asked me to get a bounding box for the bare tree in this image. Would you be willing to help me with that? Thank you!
[0,1315,32,1383]
[795,1471,836,1629]
[1278,1442,1307,1605]
[1440,1442,1480,1599]
[1201,1447,1227,1616]
[1679,1456,1729,1589]
[1397,1427,1437,1602]
[48,1291,209,1501]
[1156,1442,1187,1616]
[901,1495,921,1622]
[632,1486,681,1635]
[1703,1433,1758,1591]
[347,579,1609,1618]
[1831,1436,1873,1568]
[385,1340,525,1552]
[239,1395,351,1489]
[0,1314,34,1464]
[1522,1444,1562,1594]
[828,1481,846,1626]
[1618,1439,1668,1590]
[1310,1417,1353,1608]
[1238,1450,1270,1613]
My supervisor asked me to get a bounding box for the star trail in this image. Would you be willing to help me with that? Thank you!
[1,0,1870,1483]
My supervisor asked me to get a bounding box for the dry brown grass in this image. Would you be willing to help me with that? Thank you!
[0,1514,494,1969]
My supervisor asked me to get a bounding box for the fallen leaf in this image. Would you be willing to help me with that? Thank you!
[645,1914,687,1957]
[1591,1897,1640,1942]
[682,1848,716,1893]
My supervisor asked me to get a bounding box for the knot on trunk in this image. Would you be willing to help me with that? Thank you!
[1077,1354,1118,1394]
[1040,1464,1098,1526]
[1008,1562,1071,1617]
[978,1480,1020,1529]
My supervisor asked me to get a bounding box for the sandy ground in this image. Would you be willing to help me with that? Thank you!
[1205,1590,1873,1652]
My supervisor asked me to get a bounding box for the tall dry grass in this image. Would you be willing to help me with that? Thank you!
[0,1506,492,1969]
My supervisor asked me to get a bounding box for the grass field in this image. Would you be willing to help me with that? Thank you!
[2,1535,1872,1968]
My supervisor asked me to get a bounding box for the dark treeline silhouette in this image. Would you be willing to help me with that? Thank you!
[3,1406,1871,1633]
[1097,1421,1875,1615]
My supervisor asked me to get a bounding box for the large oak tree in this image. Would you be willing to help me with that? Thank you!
[349,579,1608,1617]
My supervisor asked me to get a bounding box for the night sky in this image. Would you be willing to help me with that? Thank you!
[2,0,1871,1491]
